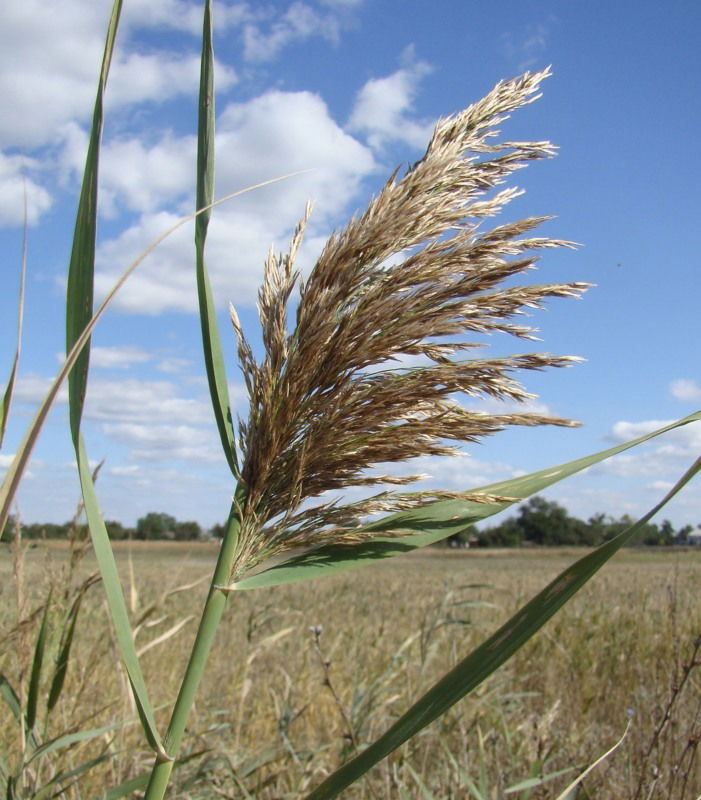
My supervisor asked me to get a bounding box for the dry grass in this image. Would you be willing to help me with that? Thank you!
[1,543,698,798]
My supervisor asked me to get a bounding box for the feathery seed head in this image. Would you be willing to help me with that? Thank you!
[229,68,589,576]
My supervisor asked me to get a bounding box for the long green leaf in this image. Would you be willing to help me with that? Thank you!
[26,719,124,766]
[75,437,163,754]
[26,591,51,733]
[0,187,26,450]
[233,411,701,590]
[100,773,151,800]
[195,0,239,477]
[304,457,701,799]
[62,0,163,756]
[0,673,21,720]
[32,755,110,800]
[47,575,97,713]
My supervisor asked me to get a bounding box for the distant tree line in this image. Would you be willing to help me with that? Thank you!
[2,498,699,547]
[451,496,697,548]
[1,511,207,542]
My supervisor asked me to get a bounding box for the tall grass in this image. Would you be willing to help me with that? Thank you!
[1,0,700,797]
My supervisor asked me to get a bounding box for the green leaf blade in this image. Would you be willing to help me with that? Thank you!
[26,593,51,733]
[195,0,239,478]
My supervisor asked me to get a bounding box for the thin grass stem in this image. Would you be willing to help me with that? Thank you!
[143,488,245,800]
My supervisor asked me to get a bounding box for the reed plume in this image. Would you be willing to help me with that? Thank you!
[229,67,589,577]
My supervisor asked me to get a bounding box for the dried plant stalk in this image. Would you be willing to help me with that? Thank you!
[230,68,590,577]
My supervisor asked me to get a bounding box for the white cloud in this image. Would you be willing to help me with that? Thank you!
[94,89,376,312]
[101,421,222,462]
[157,357,192,374]
[348,48,434,150]
[107,52,236,110]
[89,346,154,369]
[0,152,52,227]
[84,378,213,425]
[610,419,674,441]
[0,454,16,470]
[598,418,701,476]
[671,378,701,403]
[242,1,348,62]
[0,0,235,151]
[98,134,196,216]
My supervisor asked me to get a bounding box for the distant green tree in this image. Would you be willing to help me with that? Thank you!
[105,519,132,540]
[516,496,587,545]
[476,517,524,547]
[173,520,202,541]
[209,522,226,539]
[2,514,17,540]
[136,512,178,540]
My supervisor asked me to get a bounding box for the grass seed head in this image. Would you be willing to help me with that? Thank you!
[230,68,589,575]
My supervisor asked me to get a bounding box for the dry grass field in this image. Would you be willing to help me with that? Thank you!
[1,542,699,799]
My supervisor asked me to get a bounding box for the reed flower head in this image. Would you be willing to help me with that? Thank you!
[230,68,589,576]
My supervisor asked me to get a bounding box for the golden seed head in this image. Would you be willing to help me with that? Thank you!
[230,68,588,574]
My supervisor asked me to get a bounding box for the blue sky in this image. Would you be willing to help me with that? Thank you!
[1,0,700,529]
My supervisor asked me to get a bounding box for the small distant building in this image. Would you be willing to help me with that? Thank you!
[687,529,701,547]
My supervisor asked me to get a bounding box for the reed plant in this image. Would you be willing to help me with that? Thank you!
[1,0,699,797]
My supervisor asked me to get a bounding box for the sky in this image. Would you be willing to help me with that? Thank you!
[1,0,700,530]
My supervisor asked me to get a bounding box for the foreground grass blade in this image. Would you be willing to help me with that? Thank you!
[26,592,51,733]
[0,188,27,449]
[233,411,701,590]
[47,575,97,713]
[305,457,700,799]
[195,0,239,477]
[0,673,21,720]
[62,0,163,756]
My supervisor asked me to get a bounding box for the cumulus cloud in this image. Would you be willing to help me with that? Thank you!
[101,421,222,462]
[94,89,376,312]
[671,378,701,403]
[600,417,701,476]
[89,346,154,369]
[0,0,235,151]
[97,134,197,216]
[0,152,52,227]
[242,1,352,62]
[348,47,434,149]
[107,52,236,109]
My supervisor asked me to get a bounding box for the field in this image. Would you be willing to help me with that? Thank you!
[1,542,700,799]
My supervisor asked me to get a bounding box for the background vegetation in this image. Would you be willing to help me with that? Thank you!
[4,496,698,547]
[1,543,698,798]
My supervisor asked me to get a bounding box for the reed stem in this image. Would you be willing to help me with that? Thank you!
[143,487,244,799]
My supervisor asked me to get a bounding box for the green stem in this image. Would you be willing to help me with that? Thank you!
[143,490,244,799]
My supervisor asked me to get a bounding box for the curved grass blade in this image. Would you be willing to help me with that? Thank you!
[75,437,164,756]
[304,458,701,799]
[196,0,238,477]
[552,719,631,800]
[32,755,110,800]
[0,672,21,720]
[61,0,164,757]
[0,181,27,450]
[26,590,51,733]
[47,574,98,713]
[233,411,701,590]
[100,773,151,800]
[65,0,121,442]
